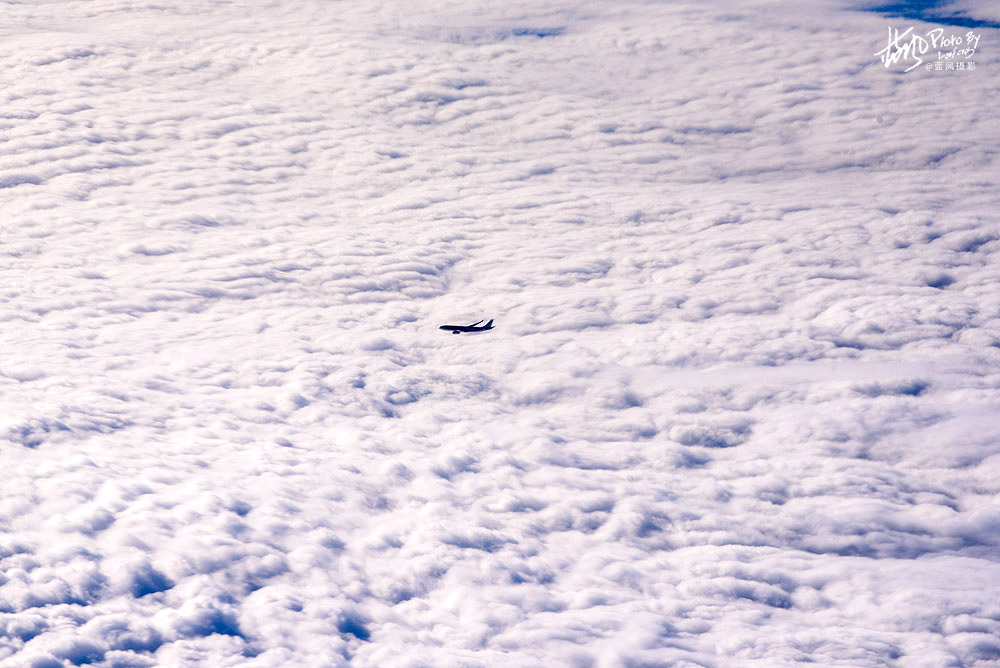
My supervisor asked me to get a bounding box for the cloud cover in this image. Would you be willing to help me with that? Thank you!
[2,0,999,666]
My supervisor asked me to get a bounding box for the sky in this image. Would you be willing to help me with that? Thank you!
[2,0,999,666]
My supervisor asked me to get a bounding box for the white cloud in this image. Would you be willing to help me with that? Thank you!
[2,0,999,666]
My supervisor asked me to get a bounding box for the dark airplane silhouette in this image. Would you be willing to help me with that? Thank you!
[439,319,494,334]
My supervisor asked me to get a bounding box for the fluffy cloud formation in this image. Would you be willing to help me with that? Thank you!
[2,0,999,666]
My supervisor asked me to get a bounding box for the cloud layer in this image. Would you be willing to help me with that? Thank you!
[2,0,999,666]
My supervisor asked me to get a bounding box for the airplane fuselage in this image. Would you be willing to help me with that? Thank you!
[439,319,494,334]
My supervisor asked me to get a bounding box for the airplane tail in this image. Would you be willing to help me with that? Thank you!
[485,319,493,329]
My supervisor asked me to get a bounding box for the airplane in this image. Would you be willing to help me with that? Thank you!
[439,319,494,334]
